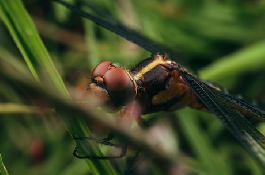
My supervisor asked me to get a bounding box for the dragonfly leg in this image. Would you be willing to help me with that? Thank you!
[73,100,142,159]
[119,100,146,127]
[73,133,120,146]
[73,144,127,159]
[123,150,141,175]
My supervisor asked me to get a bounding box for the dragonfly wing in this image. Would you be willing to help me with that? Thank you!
[205,84,265,120]
[179,69,265,169]
[52,0,185,64]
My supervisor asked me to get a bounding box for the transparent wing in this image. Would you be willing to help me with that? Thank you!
[205,84,265,120]
[52,0,185,64]
[179,68,265,169]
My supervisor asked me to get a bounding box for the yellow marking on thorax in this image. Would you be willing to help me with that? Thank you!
[134,55,171,80]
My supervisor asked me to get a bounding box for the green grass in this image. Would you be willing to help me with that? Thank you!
[0,0,116,174]
[0,153,9,175]
[0,0,265,174]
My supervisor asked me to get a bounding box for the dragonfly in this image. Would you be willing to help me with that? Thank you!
[53,0,265,170]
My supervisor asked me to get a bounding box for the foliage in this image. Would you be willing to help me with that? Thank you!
[0,0,265,174]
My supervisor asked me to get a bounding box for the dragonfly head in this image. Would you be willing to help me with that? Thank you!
[88,61,137,112]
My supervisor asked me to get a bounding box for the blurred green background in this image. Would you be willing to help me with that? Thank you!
[0,0,265,174]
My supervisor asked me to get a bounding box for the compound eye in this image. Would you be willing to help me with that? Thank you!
[104,68,131,91]
[92,61,111,79]
[104,68,136,105]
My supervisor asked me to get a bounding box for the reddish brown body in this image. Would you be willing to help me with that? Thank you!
[89,54,209,126]
[130,56,207,115]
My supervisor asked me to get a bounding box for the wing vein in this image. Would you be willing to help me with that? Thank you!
[179,70,265,169]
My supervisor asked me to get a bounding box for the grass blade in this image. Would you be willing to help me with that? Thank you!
[199,40,265,81]
[0,153,8,175]
[0,0,116,174]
